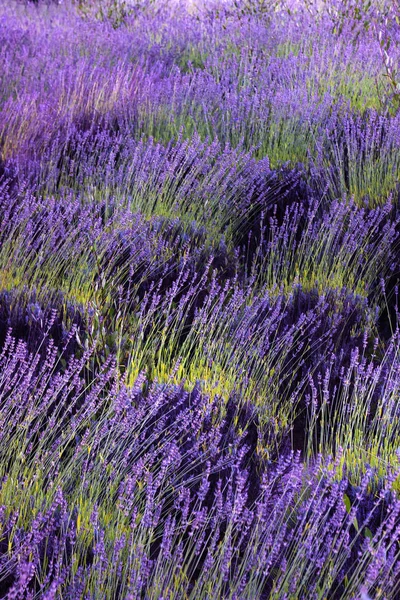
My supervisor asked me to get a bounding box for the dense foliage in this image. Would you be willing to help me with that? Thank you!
[1,0,400,597]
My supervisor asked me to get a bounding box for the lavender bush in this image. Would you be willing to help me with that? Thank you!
[1,0,400,598]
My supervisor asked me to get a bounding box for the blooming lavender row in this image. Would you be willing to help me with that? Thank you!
[1,330,400,599]
[1,0,400,203]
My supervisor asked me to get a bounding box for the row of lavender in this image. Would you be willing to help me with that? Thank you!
[1,0,400,598]
[2,0,400,204]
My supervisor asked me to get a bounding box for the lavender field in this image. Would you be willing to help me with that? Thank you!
[1,0,400,597]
